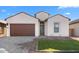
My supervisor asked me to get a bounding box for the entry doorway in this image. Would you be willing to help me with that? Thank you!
[40,22,44,36]
[69,29,74,36]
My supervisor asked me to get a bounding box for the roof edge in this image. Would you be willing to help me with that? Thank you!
[5,12,39,21]
[47,14,71,21]
[0,20,6,24]
[69,19,79,25]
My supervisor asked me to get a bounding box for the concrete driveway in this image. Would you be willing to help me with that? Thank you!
[0,36,35,53]
[71,37,79,41]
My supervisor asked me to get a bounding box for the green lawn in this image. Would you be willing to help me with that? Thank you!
[38,39,79,50]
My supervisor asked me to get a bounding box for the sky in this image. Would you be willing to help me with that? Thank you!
[0,6,79,21]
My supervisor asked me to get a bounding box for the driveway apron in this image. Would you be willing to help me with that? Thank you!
[0,36,35,53]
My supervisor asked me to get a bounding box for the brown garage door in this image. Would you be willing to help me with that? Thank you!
[10,24,35,36]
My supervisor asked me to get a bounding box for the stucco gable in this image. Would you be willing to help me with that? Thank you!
[5,12,38,21]
[35,11,50,15]
[48,14,70,21]
[35,11,50,21]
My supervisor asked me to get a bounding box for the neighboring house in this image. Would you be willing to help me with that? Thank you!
[69,19,79,37]
[0,20,6,37]
[6,12,70,37]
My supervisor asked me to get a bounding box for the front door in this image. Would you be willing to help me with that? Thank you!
[69,29,74,36]
[40,22,44,36]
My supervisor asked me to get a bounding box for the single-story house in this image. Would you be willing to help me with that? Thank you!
[69,19,79,37]
[6,12,70,37]
[0,20,6,37]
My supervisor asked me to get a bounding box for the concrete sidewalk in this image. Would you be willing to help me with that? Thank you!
[71,37,79,41]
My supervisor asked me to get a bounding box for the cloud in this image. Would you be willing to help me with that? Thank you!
[7,13,10,15]
[58,6,67,9]
[58,6,79,9]
[0,9,6,12]
[65,12,71,15]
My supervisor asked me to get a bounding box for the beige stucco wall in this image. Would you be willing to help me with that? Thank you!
[46,15,69,37]
[70,23,79,29]
[6,13,69,37]
[3,27,7,36]
[44,21,48,36]
[70,23,79,36]
[0,27,7,37]
[7,13,40,37]
[36,12,49,21]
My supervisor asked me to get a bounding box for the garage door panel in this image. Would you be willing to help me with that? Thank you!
[10,24,35,36]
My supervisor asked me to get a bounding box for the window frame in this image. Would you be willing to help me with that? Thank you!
[54,22,59,33]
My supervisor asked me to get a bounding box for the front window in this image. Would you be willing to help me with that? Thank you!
[54,22,59,33]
